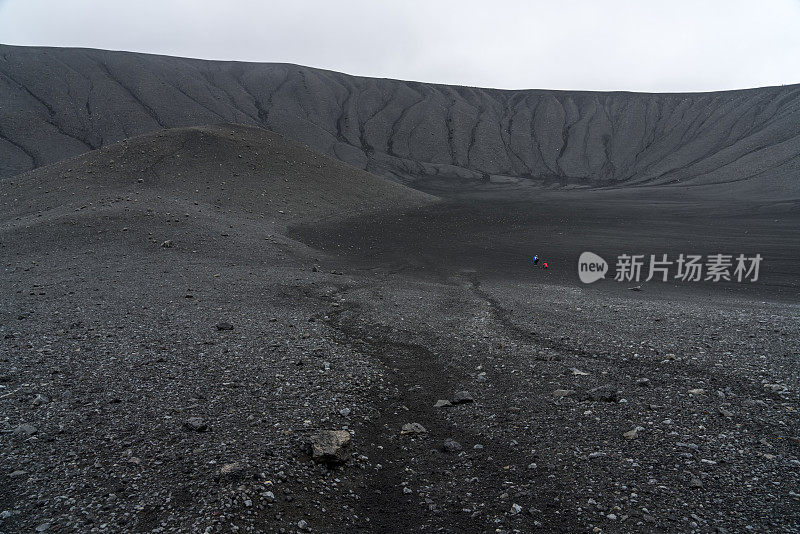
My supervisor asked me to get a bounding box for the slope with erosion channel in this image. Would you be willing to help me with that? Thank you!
[1,44,799,197]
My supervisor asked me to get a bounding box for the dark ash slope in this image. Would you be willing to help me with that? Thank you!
[1,123,434,233]
[1,45,799,195]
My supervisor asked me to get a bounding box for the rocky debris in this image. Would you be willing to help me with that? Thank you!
[570,367,589,376]
[433,399,452,408]
[217,462,248,484]
[584,385,619,402]
[12,423,37,436]
[636,377,651,387]
[689,478,704,489]
[441,439,463,453]
[451,391,474,404]
[688,388,706,396]
[623,428,639,440]
[401,423,427,435]
[215,322,234,331]
[160,240,173,248]
[535,351,562,361]
[553,389,575,398]
[305,430,352,465]
[31,393,49,406]
[184,417,208,432]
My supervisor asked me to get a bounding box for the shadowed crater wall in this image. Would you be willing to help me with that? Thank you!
[1,45,799,196]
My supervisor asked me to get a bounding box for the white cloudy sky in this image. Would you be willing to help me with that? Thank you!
[1,0,799,92]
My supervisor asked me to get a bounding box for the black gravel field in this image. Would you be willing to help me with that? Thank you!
[1,121,798,534]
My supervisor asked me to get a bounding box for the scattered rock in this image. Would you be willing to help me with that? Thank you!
[570,368,589,376]
[553,389,575,398]
[401,423,427,435]
[160,240,173,248]
[433,399,452,408]
[12,424,37,436]
[451,391,474,404]
[584,385,619,402]
[688,388,706,396]
[636,378,651,387]
[215,322,234,331]
[216,462,248,485]
[441,438,463,453]
[185,417,208,432]
[32,393,49,406]
[623,428,639,440]
[689,478,704,489]
[306,430,352,465]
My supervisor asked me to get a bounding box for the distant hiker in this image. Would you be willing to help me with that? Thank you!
[533,255,539,266]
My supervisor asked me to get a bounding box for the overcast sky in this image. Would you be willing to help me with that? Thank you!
[1,0,799,92]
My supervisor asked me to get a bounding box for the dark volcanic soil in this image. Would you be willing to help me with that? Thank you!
[1,126,799,534]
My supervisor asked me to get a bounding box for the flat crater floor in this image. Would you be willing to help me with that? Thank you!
[290,186,800,303]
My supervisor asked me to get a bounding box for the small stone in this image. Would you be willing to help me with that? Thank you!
[636,378,651,387]
[433,399,452,408]
[160,240,173,248]
[339,408,351,417]
[451,391,474,404]
[688,388,706,396]
[553,389,575,398]
[306,430,351,465]
[607,513,618,520]
[297,519,308,530]
[35,524,50,532]
[689,478,703,488]
[9,470,27,477]
[215,322,234,331]
[588,452,607,459]
[401,423,427,435]
[441,439,463,453]
[570,368,589,376]
[584,385,619,402]
[32,394,49,406]
[185,417,208,432]
[510,503,523,515]
[403,486,413,494]
[623,428,638,440]
[12,424,37,436]
[217,462,247,484]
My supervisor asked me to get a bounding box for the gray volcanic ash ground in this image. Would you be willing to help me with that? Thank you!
[0,47,799,534]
